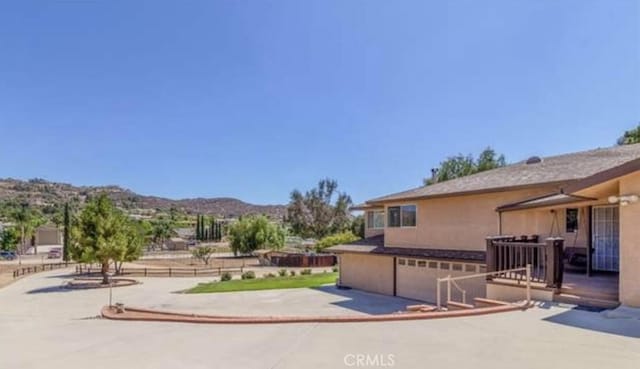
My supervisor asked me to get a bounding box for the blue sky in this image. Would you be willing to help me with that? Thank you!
[0,1,638,205]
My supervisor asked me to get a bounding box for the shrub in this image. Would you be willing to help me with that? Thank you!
[289,270,296,277]
[332,266,338,273]
[220,272,232,282]
[264,272,277,278]
[315,231,360,252]
[241,271,256,280]
[300,268,312,275]
[278,269,287,277]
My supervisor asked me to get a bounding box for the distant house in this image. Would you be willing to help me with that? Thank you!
[166,237,188,251]
[330,144,640,308]
[35,226,62,246]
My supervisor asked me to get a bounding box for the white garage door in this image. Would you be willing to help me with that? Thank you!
[396,258,486,304]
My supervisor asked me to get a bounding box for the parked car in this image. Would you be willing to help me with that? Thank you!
[0,251,17,260]
[47,248,62,259]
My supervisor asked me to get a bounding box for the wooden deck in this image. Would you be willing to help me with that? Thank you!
[556,271,619,308]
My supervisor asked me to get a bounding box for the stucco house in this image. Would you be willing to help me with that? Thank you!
[329,144,640,308]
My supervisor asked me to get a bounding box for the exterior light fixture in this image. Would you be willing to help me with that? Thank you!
[608,194,640,206]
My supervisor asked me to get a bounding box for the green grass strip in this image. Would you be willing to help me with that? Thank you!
[186,272,338,294]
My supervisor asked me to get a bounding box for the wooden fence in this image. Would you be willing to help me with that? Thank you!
[268,254,336,268]
[12,262,73,278]
[75,265,245,277]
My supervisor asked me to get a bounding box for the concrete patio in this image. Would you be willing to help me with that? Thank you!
[0,268,639,369]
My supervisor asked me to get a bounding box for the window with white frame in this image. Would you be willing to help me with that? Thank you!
[387,205,417,227]
[366,210,385,229]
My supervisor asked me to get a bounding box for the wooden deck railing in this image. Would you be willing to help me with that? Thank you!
[486,236,564,289]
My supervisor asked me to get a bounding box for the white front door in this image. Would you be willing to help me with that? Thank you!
[592,206,620,272]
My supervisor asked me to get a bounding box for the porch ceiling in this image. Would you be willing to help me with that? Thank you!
[496,192,597,212]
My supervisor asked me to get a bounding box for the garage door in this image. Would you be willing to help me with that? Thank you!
[396,258,486,304]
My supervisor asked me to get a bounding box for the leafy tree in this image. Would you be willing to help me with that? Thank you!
[350,215,365,238]
[0,227,20,251]
[617,124,640,145]
[424,147,506,185]
[315,231,359,252]
[192,246,215,265]
[151,218,173,249]
[114,222,144,274]
[286,179,353,239]
[10,203,45,254]
[228,215,286,256]
[71,194,135,284]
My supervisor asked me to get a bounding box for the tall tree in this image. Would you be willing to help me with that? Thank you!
[63,202,71,262]
[617,124,640,145]
[71,194,134,284]
[286,178,353,239]
[424,147,506,185]
[151,218,173,250]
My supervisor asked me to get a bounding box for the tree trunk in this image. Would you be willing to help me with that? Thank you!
[101,262,110,284]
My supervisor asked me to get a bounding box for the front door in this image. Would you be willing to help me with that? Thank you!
[591,206,620,272]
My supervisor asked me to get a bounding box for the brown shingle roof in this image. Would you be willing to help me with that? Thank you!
[327,235,485,262]
[368,144,640,203]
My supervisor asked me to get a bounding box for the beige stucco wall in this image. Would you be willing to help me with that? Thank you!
[35,228,62,245]
[339,253,394,295]
[383,187,557,251]
[502,207,590,248]
[619,172,640,307]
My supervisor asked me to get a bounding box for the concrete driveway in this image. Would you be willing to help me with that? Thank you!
[1,269,639,369]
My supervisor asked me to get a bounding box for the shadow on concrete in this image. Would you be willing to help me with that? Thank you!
[311,285,420,315]
[26,285,77,294]
[543,305,640,338]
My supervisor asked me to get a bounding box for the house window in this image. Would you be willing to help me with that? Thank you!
[566,208,579,233]
[398,259,406,266]
[417,260,427,267]
[387,205,417,227]
[366,211,385,229]
[407,259,416,267]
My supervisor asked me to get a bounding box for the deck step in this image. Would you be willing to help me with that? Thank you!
[473,297,509,308]
[446,301,474,310]
[553,293,620,309]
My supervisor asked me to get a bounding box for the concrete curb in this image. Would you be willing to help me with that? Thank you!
[101,303,527,325]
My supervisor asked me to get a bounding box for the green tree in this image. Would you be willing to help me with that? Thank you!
[617,124,640,145]
[151,218,173,250]
[315,231,359,252]
[286,178,353,239]
[350,215,365,238]
[10,203,45,255]
[424,147,506,185]
[114,221,144,274]
[71,194,133,284]
[192,246,215,265]
[228,215,286,256]
[0,227,20,251]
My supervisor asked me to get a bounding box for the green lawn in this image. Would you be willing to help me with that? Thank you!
[186,272,338,294]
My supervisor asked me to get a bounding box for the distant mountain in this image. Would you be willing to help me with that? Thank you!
[0,178,286,219]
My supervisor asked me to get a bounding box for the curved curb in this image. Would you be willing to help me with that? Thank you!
[65,278,140,290]
[101,303,528,325]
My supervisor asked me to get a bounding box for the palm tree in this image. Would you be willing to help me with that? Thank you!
[618,124,640,145]
[152,219,173,250]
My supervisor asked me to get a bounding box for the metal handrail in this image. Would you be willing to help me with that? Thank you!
[436,265,532,310]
